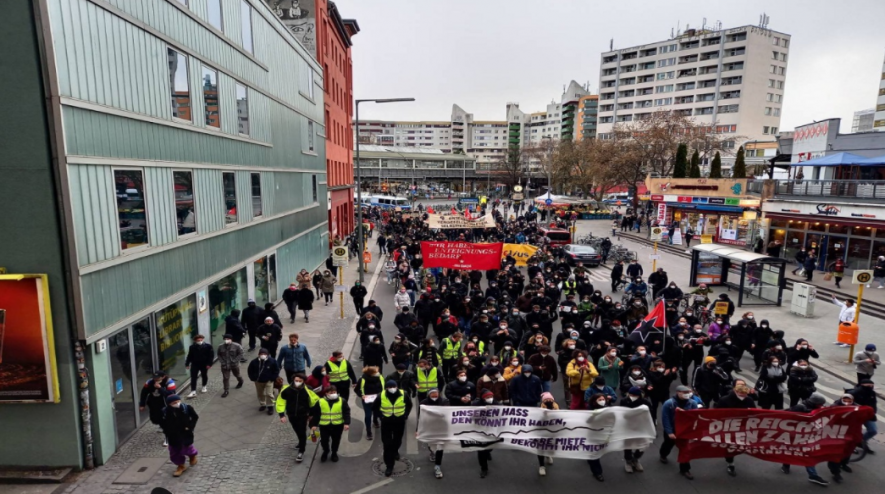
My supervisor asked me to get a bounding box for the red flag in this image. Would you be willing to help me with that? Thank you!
[427,206,435,214]
[451,206,459,216]
[464,209,473,220]
[628,300,666,353]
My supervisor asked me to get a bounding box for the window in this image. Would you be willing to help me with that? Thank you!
[772,51,779,60]
[307,67,315,99]
[778,66,786,75]
[250,172,262,218]
[236,83,249,136]
[223,172,237,226]
[766,93,774,102]
[770,65,777,74]
[657,58,675,67]
[722,140,735,149]
[240,0,253,54]
[777,80,784,89]
[168,48,190,121]
[307,121,315,152]
[764,107,772,116]
[654,98,672,106]
[656,71,674,80]
[207,0,223,31]
[175,0,188,6]
[763,126,770,134]
[771,127,778,134]
[173,171,196,236]
[775,94,783,103]
[774,108,781,117]
[655,84,673,93]
[201,66,219,128]
[312,175,318,202]
[773,37,780,45]
[114,169,149,250]
[768,79,775,88]
[780,53,788,62]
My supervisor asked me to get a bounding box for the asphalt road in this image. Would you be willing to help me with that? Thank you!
[303,205,884,494]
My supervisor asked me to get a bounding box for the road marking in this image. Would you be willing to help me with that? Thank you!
[349,479,394,494]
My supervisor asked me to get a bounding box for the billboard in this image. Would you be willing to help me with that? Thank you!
[0,274,61,403]
[265,1,317,57]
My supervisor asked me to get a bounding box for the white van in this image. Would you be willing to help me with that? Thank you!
[603,193,632,204]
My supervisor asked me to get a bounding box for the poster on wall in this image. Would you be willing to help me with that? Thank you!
[0,275,61,403]
[155,295,198,382]
[265,1,317,56]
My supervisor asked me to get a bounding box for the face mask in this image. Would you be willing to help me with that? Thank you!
[577,356,585,362]
[841,401,852,406]
[505,345,512,351]
[775,346,782,350]
[337,357,344,362]
[368,325,376,330]
[801,344,808,349]
[458,376,467,382]
[462,360,470,365]
[523,372,532,377]
[725,340,732,345]
[170,402,181,408]
[680,393,693,400]
[224,339,232,344]
[629,395,639,402]
[484,397,494,404]
[638,350,646,356]
[632,371,641,376]
[798,365,808,369]
[511,361,520,366]
[604,298,611,302]
[259,356,268,361]
[395,338,402,343]
[512,311,519,316]
[715,320,723,325]
[195,340,204,345]
[327,393,339,400]
[685,312,693,317]
[694,329,702,333]
[429,396,439,401]
[761,324,768,328]
[596,400,606,406]
[387,387,398,393]
[294,381,303,388]
[568,344,576,350]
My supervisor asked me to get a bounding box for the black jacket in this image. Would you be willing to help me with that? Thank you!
[277,384,320,418]
[161,403,199,447]
[309,397,351,427]
[787,366,818,396]
[282,287,299,305]
[715,391,755,409]
[185,342,215,368]
[386,370,418,397]
[350,285,368,300]
[241,304,264,330]
[445,378,476,404]
[247,357,280,383]
[849,385,878,419]
[363,342,389,367]
[372,390,413,423]
[224,315,246,342]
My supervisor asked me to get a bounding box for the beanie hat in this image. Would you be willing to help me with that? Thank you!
[166,394,182,404]
[866,343,877,352]
[258,348,269,355]
[481,390,494,399]
[628,386,642,396]
[704,356,716,364]
[540,392,555,402]
[807,393,827,406]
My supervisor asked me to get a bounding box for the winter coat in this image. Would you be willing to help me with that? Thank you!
[566,359,599,390]
[138,377,177,424]
[355,370,385,397]
[646,368,678,402]
[309,397,352,428]
[526,353,559,382]
[350,284,367,299]
[445,378,476,404]
[787,366,818,397]
[185,342,215,368]
[276,384,319,418]
[509,368,544,406]
[224,315,246,342]
[756,364,787,395]
[277,343,312,372]
[386,370,418,397]
[283,287,299,306]
[584,384,617,404]
[715,391,755,409]
[363,341,389,368]
[296,288,315,310]
[161,402,199,448]
[257,323,283,352]
[216,342,244,369]
[247,357,280,383]
[394,291,411,309]
[477,374,509,403]
[692,364,729,396]
[662,395,699,435]
[241,305,264,331]
[321,274,337,293]
[853,350,882,375]
[849,385,878,420]
[621,366,650,394]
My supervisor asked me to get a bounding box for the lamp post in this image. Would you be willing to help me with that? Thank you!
[355,98,415,282]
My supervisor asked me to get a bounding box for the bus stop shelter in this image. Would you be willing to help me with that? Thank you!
[689,244,787,307]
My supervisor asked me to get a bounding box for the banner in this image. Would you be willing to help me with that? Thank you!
[421,242,504,270]
[425,213,496,229]
[675,407,875,467]
[417,405,656,460]
[502,244,539,266]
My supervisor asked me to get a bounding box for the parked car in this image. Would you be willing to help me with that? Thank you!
[563,244,602,267]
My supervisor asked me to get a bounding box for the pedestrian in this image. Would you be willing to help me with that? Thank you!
[526,345,558,393]
[297,284,314,322]
[263,302,283,327]
[827,258,845,288]
[355,366,385,439]
[241,299,263,351]
[419,388,448,479]
[184,334,214,398]
[787,358,818,407]
[138,371,177,446]
[684,227,694,248]
[780,393,831,485]
[216,334,244,398]
[312,385,351,462]
[619,386,652,472]
[277,333,312,383]
[792,249,808,276]
[660,385,698,479]
[873,255,885,288]
[394,287,411,312]
[257,316,283,357]
[755,355,787,410]
[283,283,299,323]
[692,356,729,407]
[386,363,418,398]
[509,364,543,407]
[276,372,320,463]
[364,335,389,374]
[611,260,624,292]
[306,365,330,394]
[350,280,368,312]
[325,351,357,404]
[853,344,880,383]
[803,251,817,282]
[386,257,398,285]
[160,394,199,477]
[848,379,878,455]
[566,350,598,410]
[714,384,755,477]
[321,270,337,305]
[224,309,246,352]
[247,348,280,414]
[312,270,324,299]
[373,379,413,477]
[296,268,311,288]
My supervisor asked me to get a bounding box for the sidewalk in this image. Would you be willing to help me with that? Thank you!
[55,253,382,494]
[576,220,885,392]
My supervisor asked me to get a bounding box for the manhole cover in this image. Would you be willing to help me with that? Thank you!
[371,458,414,477]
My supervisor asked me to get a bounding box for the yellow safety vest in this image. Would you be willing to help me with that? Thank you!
[380,392,406,417]
[318,398,344,425]
[327,360,350,382]
[465,340,486,355]
[361,375,385,396]
[417,368,438,393]
[441,338,460,360]
[274,385,319,415]
[564,281,577,293]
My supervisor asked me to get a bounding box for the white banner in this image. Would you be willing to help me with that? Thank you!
[425,213,496,229]
[417,405,656,459]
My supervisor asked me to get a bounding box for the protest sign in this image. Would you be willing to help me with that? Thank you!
[502,244,539,266]
[420,242,504,271]
[425,213,496,229]
[675,407,875,466]
[417,405,656,460]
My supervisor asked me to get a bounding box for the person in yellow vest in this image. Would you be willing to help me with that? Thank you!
[372,379,414,477]
[415,359,445,404]
[324,351,357,404]
[439,332,463,381]
[276,373,320,463]
[310,385,351,463]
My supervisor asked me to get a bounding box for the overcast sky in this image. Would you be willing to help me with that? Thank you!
[335,0,884,132]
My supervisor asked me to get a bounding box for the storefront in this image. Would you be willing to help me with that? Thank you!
[763,200,885,271]
[653,196,762,247]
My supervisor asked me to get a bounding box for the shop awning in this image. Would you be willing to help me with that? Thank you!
[764,212,883,229]
[690,244,785,264]
[664,203,746,213]
[790,152,869,167]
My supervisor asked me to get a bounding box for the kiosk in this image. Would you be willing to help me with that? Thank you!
[689,244,787,307]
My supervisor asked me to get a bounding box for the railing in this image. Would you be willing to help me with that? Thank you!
[758,179,885,199]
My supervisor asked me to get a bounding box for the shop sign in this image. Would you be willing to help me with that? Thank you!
[763,201,884,220]
[708,198,726,205]
[677,196,693,203]
[663,195,678,202]
[720,229,738,241]
[718,238,747,246]
[656,204,669,224]
[724,198,740,206]
[650,195,664,201]
[691,197,709,204]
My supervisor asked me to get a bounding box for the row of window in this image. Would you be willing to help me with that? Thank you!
[764,106,783,116]
[763,126,780,135]
[114,168,318,252]
[766,93,783,103]
[771,51,788,62]
[175,0,253,54]
[604,33,749,64]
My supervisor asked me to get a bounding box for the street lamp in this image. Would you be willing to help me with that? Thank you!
[355,98,415,282]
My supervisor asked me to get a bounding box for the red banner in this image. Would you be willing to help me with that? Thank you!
[675,407,874,466]
[420,242,503,270]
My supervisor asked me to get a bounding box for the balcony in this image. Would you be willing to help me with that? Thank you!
[756,179,885,200]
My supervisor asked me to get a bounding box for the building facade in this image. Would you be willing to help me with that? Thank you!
[0,0,328,468]
[597,25,790,151]
[876,53,885,130]
[313,0,358,240]
[852,108,876,133]
[577,95,599,141]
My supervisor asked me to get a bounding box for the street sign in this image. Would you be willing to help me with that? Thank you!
[700,234,713,244]
[332,246,348,267]
[649,254,661,260]
[545,199,553,206]
[650,227,663,241]
[852,270,874,285]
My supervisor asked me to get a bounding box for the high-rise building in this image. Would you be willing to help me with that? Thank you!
[597,25,791,150]
[852,108,876,133]
[577,95,599,141]
[875,53,885,130]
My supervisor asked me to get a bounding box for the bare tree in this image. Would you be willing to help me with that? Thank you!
[493,146,528,188]
[524,139,559,193]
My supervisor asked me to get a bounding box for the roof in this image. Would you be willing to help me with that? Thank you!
[790,152,870,167]
[691,244,786,264]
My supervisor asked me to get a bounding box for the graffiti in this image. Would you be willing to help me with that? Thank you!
[814,204,841,216]
[730,183,742,195]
